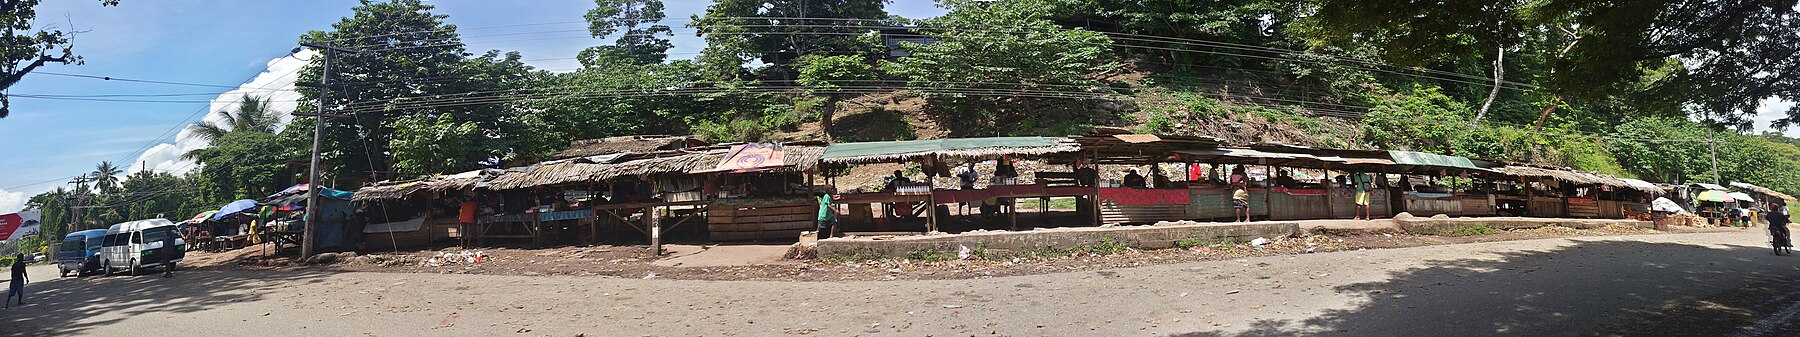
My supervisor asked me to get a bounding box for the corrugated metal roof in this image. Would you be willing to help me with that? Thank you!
[1388,150,1479,170]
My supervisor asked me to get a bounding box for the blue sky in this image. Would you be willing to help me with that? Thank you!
[0,0,947,213]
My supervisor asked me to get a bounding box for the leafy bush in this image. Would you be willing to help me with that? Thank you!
[1439,224,1498,237]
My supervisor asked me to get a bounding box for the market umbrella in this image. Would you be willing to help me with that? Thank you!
[266,184,309,199]
[1697,190,1735,203]
[1651,197,1688,213]
[189,210,218,222]
[1728,192,1756,203]
[212,199,259,221]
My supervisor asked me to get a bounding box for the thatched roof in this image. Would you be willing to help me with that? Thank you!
[353,169,495,202]
[487,145,825,191]
[553,135,705,159]
[354,181,425,202]
[1731,182,1798,201]
[1495,165,1649,191]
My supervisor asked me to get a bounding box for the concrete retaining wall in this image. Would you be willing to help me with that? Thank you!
[815,221,1301,258]
[1396,216,1653,234]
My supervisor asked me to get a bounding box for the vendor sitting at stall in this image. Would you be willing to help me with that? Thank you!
[1123,169,1147,188]
[1275,170,1300,188]
[956,161,980,190]
[1151,165,1173,188]
[1076,163,1099,187]
[882,170,913,192]
[994,156,1018,181]
[883,170,920,219]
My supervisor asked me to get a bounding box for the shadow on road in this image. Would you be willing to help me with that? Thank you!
[1166,239,1800,337]
[0,267,331,337]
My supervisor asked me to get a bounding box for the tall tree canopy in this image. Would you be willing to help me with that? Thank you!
[690,0,889,79]
[581,0,674,66]
[297,0,539,182]
[0,0,118,118]
[183,94,282,152]
[884,0,1117,136]
[1304,0,1800,130]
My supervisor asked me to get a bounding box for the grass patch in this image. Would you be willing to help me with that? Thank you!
[1091,237,1130,255]
[905,250,956,262]
[1044,197,1078,210]
[1176,237,1240,249]
[1438,224,1498,237]
[821,251,888,263]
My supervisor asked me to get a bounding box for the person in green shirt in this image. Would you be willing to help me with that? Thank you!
[1353,172,1374,220]
[816,193,839,240]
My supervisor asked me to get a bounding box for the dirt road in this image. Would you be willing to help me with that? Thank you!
[3,230,1797,336]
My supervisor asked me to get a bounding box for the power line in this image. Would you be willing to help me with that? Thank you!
[33,72,255,90]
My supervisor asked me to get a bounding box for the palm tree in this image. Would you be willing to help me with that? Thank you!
[182,94,281,159]
[91,161,123,192]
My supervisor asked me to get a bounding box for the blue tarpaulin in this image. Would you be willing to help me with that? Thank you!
[212,199,258,221]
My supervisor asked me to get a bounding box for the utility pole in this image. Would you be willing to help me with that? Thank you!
[66,174,90,235]
[1708,129,1722,185]
[294,42,362,259]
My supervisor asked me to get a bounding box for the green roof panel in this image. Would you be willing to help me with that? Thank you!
[1387,150,1479,170]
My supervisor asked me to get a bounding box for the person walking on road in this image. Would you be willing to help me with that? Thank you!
[1769,202,1791,255]
[163,227,181,278]
[816,192,839,241]
[6,253,27,308]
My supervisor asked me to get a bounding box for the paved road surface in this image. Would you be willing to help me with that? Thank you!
[3,230,1798,337]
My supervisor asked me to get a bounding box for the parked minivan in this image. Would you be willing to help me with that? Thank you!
[57,229,107,277]
[101,219,185,276]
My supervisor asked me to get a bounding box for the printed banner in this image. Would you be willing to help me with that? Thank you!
[711,143,786,173]
[0,210,43,241]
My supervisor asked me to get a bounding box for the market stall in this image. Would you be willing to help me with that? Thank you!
[1386,151,1500,218]
[696,143,826,241]
[1079,133,1235,223]
[820,136,1085,233]
[354,169,499,249]
[482,150,719,247]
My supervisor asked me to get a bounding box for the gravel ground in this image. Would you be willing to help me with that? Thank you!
[4,227,1796,337]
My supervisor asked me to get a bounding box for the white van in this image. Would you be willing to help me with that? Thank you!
[101,219,185,276]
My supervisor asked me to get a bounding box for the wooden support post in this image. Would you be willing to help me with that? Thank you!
[1263,164,1274,221]
[1524,177,1534,217]
[424,194,436,245]
[531,215,543,248]
[1090,151,1103,226]
[1322,166,1334,219]
[1007,198,1018,231]
[926,192,940,233]
[647,205,661,255]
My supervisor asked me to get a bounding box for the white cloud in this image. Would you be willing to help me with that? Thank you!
[129,50,318,176]
[0,189,25,215]
[1752,97,1800,137]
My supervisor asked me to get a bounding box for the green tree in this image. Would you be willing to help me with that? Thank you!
[794,54,877,139]
[1610,116,1716,184]
[581,0,673,66]
[884,0,1116,136]
[116,170,196,221]
[182,95,281,145]
[188,131,288,203]
[1302,0,1800,130]
[23,188,69,238]
[690,0,889,79]
[389,114,482,177]
[0,0,119,118]
[298,0,538,181]
[89,161,122,193]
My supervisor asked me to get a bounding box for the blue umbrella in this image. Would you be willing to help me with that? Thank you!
[212,199,259,221]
